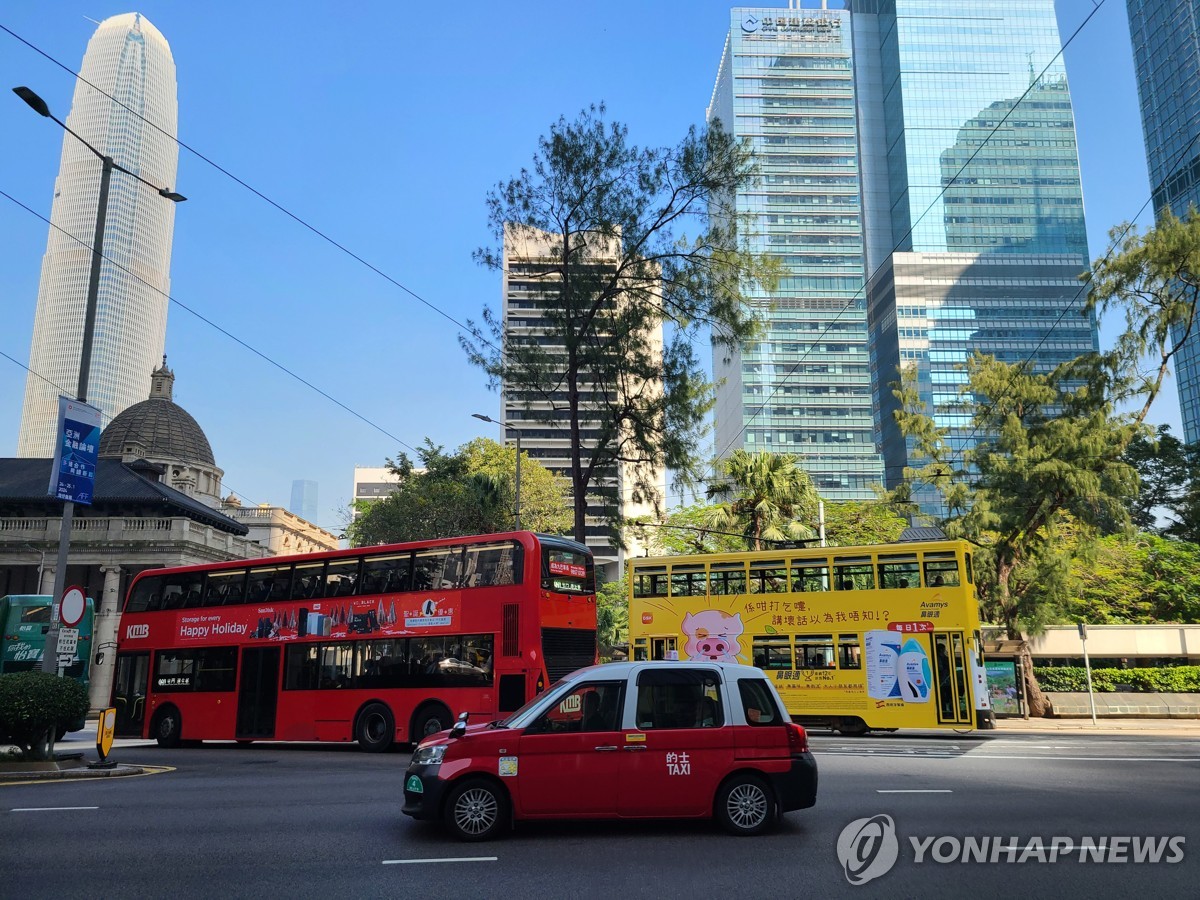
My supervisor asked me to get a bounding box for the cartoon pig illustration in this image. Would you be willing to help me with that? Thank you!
[682,610,744,663]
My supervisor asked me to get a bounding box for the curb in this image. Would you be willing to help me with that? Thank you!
[0,764,147,782]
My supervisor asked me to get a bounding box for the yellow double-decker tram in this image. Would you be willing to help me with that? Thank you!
[627,539,995,734]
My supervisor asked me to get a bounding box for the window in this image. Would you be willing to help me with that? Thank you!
[633,567,669,598]
[796,634,835,669]
[737,678,782,726]
[284,643,354,690]
[635,668,723,730]
[752,635,793,671]
[361,552,412,595]
[246,566,291,603]
[749,560,788,594]
[412,548,455,591]
[838,634,861,669]
[708,562,747,596]
[154,647,237,692]
[834,558,874,591]
[791,562,829,592]
[671,566,706,597]
[325,558,360,597]
[290,561,326,601]
[878,555,919,589]
[527,681,625,734]
[203,569,246,607]
[923,552,961,587]
[161,572,204,610]
[462,541,519,587]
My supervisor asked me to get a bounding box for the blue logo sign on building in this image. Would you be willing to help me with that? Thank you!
[48,396,102,505]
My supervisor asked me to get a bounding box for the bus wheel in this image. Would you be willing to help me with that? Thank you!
[836,717,869,737]
[355,703,394,753]
[444,777,510,842]
[153,707,182,748]
[412,703,452,743]
[715,773,775,836]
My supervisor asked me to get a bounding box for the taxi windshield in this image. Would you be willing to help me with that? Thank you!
[495,677,573,728]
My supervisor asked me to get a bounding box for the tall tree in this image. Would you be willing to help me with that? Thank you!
[821,500,911,547]
[463,104,775,545]
[1118,425,1200,541]
[704,450,820,550]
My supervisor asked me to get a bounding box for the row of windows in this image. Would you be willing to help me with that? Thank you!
[632,552,966,598]
[752,633,862,670]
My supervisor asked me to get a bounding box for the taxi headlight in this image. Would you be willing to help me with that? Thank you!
[412,744,447,766]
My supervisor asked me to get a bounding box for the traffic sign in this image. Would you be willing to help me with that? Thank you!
[97,707,116,762]
[57,627,79,657]
[60,586,86,627]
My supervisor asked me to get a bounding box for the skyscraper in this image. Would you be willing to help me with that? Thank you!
[709,4,884,500]
[290,479,319,523]
[850,0,1097,505]
[17,13,180,457]
[1127,0,1200,445]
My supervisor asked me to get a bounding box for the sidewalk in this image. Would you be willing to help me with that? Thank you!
[994,716,1200,737]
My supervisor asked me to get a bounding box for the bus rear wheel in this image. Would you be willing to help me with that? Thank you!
[411,703,452,743]
[356,703,394,753]
[153,707,182,748]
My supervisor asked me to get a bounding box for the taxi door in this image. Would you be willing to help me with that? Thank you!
[515,680,625,817]
[617,667,731,818]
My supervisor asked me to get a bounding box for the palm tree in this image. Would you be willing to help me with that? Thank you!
[704,450,820,550]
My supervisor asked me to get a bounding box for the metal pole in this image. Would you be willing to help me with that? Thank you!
[818,500,826,547]
[513,431,522,531]
[1080,622,1097,726]
[43,155,112,674]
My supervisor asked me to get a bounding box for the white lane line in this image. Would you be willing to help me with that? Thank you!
[382,857,497,865]
[876,789,953,793]
[12,806,99,812]
[964,755,1200,762]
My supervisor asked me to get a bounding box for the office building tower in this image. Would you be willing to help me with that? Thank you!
[17,13,180,457]
[709,4,884,500]
[850,0,1097,506]
[290,480,319,523]
[1127,0,1200,444]
[500,226,664,579]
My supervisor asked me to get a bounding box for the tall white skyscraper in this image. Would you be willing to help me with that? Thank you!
[17,12,180,457]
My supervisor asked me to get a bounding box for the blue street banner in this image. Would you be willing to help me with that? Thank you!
[48,396,102,505]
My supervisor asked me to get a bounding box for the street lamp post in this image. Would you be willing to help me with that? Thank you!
[14,86,185,673]
[472,413,521,531]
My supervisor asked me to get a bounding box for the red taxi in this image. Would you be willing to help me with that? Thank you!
[401,661,818,840]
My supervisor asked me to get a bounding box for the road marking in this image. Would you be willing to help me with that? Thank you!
[12,806,99,812]
[876,789,953,793]
[383,857,497,865]
[964,755,1200,762]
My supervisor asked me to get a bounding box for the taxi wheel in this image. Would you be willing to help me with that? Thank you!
[444,778,510,842]
[715,774,775,836]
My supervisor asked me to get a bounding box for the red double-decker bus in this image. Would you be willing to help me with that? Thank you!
[112,531,596,751]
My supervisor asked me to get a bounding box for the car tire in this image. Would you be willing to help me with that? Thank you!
[715,773,775,836]
[355,703,394,752]
[444,778,509,842]
[154,707,182,748]
[411,703,452,743]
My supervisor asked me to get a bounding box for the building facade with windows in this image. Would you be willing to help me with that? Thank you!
[850,0,1097,507]
[709,5,884,500]
[17,13,180,457]
[1127,0,1200,444]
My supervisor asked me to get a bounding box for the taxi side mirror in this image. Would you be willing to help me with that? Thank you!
[450,711,469,738]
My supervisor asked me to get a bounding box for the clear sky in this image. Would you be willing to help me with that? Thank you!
[0,0,1176,536]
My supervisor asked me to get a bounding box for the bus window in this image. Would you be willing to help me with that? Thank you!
[878,555,919,589]
[633,567,668,598]
[708,562,746,596]
[246,566,292,603]
[361,552,413,595]
[838,634,861,669]
[749,560,787,594]
[833,557,874,591]
[670,565,706,597]
[127,575,163,613]
[155,647,237,692]
[414,548,454,590]
[923,552,960,587]
[796,634,835,669]
[203,569,246,606]
[440,547,467,589]
[290,561,326,601]
[791,561,829,593]
[752,635,793,670]
[463,541,518,587]
[325,558,360,596]
[162,573,203,610]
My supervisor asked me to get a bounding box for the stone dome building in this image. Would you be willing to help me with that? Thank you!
[98,358,224,506]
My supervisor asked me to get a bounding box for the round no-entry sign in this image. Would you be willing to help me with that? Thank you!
[60,586,86,627]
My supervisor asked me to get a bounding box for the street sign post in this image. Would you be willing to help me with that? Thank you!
[1079,622,1097,726]
[91,706,117,769]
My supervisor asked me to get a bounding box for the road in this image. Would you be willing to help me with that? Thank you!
[1,729,1196,898]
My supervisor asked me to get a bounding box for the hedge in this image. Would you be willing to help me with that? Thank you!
[0,671,90,760]
[1033,665,1200,693]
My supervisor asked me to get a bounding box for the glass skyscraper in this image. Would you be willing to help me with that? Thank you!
[709,6,884,500]
[1127,0,1200,445]
[17,13,180,457]
[850,0,1097,502]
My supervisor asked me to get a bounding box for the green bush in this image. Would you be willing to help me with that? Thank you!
[0,672,90,761]
[1033,665,1200,693]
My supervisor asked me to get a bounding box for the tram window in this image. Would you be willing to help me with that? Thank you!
[791,562,829,592]
[671,567,706,597]
[923,552,960,587]
[796,634,835,669]
[708,563,747,596]
[833,559,874,591]
[749,560,787,594]
[752,635,793,670]
[838,634,861,669]
[633,568,668,598]
[878,555,919,589]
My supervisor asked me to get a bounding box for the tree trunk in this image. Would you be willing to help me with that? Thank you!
[1020,647,1051,718]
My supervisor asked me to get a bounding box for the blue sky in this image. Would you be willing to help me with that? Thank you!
[0,1,1175,535]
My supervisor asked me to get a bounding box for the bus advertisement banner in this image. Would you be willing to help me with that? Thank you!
[48,397,102,505]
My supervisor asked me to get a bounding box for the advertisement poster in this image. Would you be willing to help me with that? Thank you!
[985,659,1022,715]
[48,396,102,504]
[865,630,931,703]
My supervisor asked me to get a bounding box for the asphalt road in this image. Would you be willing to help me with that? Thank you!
[2,729,1197,899]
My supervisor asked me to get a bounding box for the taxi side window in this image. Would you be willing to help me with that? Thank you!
[738,678,783,726]
[635,668,724,730]
[526,682,624,735]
